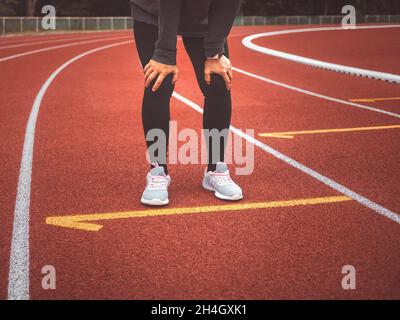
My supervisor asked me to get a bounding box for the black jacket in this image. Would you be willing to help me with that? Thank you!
[130,0,241,65]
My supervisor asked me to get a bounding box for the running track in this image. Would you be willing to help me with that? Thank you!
[1,25,399,299]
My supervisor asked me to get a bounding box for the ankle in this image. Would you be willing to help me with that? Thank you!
[151,162,168,175]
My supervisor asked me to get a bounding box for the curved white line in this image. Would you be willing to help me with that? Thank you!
[7,39,133,300]
[242,25,400,83]
[0,31,124,45]
[0,35,131,63]
[0,33,124,50]
[173,91,400,225]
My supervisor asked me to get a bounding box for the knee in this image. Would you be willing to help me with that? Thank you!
[205,74,231,97]
[144,74,174,98]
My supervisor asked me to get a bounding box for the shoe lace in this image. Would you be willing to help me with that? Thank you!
[148,175,168,189]
[212,172,234,186]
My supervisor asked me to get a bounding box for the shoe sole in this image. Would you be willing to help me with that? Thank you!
[140,197,169,206]
[202,180,243,201]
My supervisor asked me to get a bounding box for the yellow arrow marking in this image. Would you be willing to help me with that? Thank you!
[259,124,400,139]
[349,97,400,103]
[46,196,351,231]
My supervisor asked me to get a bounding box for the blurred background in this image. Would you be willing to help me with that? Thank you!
[0,0,399,17]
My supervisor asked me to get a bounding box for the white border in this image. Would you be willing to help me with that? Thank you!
[242,25,400,83]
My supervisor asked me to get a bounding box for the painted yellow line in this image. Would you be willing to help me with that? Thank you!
[349,97,400,103]
[46,196,352,231]
[259,124,400,139]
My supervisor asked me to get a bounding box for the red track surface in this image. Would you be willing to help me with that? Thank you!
[1,25,399,300]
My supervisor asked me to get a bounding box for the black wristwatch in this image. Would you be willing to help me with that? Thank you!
[207,53,223,60]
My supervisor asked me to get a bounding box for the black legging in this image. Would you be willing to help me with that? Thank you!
[133,20,232,173]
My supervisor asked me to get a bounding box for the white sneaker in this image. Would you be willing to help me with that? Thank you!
[141,165,171,206]
[202,162,243,201]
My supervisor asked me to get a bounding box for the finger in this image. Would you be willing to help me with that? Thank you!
[144,69,152,86]
[204,71,211,85]
[223,73,231,91]
[172,71,179,85]
[144,67,154,80]
[143,62,152,73]
[145,71,157,87]
[152,73,166,92]
[227,69,233,81]
[145,71,158,87]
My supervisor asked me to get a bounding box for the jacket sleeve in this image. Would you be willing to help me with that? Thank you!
[204,0,241,58]
[152,0,182,65]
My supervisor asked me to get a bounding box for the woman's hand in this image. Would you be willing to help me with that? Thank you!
[204,55,233,91]
[144,59,179,92]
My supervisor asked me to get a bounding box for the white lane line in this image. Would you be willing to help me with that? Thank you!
[0,32,126,46]
[0,35,131,63]
[8,39,133,300]
[242,25,400,83]
[172,92,400,224]
[0,34,123,50]
[232,66,400,119]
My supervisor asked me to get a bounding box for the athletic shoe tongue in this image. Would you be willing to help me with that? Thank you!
[215,162,228,173]
[150,166,165,176]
